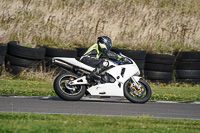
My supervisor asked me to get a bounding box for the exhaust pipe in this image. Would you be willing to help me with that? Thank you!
[52,59,73,70]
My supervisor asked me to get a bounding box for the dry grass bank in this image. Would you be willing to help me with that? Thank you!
[0,0,200,53]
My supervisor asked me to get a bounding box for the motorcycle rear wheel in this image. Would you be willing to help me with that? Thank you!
[124,78,151,103]
[53,73,86,101]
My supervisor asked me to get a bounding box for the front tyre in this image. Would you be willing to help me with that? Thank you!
[124,79,151,103]
[53,73,86,101]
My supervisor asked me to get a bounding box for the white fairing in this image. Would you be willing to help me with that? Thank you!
[107,63,140,83]
[87,83,124,96]
[52,57,94,72]
[53,56,142,97]
[87,62,141,96]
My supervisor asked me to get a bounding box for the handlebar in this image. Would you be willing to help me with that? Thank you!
[100,52,133,65]
[111,53,132,65]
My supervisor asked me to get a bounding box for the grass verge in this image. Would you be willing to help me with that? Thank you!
[0,113,200,133]
[0,77,55,97]
[150,82,200,101]
[0,77,199,101]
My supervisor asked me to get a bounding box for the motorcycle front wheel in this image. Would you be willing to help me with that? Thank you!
[124,78,151,103]
[53,73,86,101]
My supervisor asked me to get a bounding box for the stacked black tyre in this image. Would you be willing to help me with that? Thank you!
[76,48,88,58]
[0,44,7,75]
[144,53,175,84]
[174,51,200,84]
[44,47,77,74]
[111,48,146,77]
[5,41,46,75]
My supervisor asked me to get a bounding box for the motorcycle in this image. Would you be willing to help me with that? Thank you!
[52,53,152,103]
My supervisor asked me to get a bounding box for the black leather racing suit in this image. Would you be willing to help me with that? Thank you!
[80,43,121,67]
[80,44,122,80]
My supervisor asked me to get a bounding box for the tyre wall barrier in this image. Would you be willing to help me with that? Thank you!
[174,51,200,84]
[5,41,46,75]
[1,43,200,85]
[0,43,7,75]
[3,42,78,75]
[144,53,175,84]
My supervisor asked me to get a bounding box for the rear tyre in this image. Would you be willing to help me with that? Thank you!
[53,73,86,101]
[124,79,151,103]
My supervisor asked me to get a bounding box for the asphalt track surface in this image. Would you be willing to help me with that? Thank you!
[0,96,200,120]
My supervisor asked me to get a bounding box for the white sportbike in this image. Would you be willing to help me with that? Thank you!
[52,53,151,103]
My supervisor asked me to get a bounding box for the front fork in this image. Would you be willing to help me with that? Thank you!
[131,76,142,90]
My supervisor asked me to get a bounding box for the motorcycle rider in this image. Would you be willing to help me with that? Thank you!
[80,36,128,83]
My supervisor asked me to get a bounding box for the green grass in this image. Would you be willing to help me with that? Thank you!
[0,77,199,101]
[150,82,200,101]
[0,77,55,97]
[0,113,200,133]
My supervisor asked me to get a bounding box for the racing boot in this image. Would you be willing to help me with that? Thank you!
[86,60,109,83]
[87,68,101,83]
